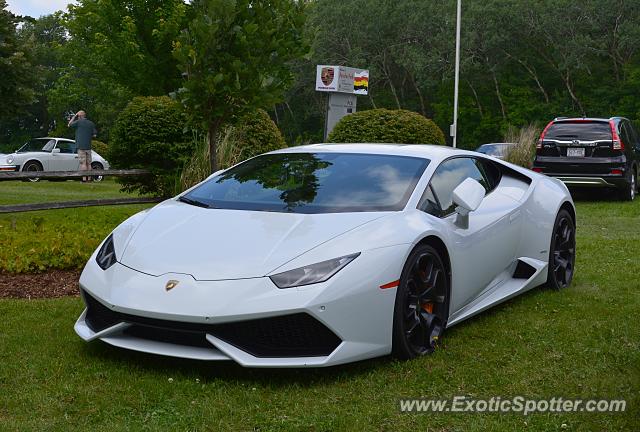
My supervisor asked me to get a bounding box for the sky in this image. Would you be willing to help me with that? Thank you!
[6,0,77,18]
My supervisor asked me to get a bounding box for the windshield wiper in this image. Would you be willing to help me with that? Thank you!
[178,196,210,208]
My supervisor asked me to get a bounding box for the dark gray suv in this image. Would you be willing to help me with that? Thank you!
[532,117,640,201]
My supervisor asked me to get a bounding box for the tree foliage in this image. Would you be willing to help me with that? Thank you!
[0,0,38,149]
[44,0,188,141]
[173,0,307,170]
[279,0,640,149]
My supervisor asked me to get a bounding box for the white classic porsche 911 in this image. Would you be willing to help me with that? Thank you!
[0,137,110,180]
[75,143,576,367]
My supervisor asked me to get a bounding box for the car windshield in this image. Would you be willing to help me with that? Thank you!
[545,122,612,141]
[17,138,56,153]
[183,152,430,213]
[478,144,510,156]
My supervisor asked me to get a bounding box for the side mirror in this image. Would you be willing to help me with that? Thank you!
[52,148,61,154]
[452,178,485,229]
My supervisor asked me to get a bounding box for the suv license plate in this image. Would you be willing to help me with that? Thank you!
[567,148,585,157]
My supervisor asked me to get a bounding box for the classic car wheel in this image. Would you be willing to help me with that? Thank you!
[23,160,42,182]
[91,162,104,182]
[547,209,575,290]
[393,244,449,359]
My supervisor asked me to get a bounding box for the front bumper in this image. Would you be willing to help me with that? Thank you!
[75,246,406,367]
[0,165,18,172]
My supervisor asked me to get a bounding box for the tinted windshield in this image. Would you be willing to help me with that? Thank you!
[546,122,612,141]
[477,144,510,156]
[184,152,430,213]
[17,138,56,153]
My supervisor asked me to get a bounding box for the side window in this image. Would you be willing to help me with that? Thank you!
[418,184,442,217]
[620,122,632,150]
[631,123,640,152]
[624,121,639,147]
[475,158,502,192]
[56,141,72,154]
[429,157,487,217]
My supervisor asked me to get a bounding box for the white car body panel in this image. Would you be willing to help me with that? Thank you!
[74,143,574,367]
[0,137,110,172]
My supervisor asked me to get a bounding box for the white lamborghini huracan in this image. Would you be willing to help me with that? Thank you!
[75,144,576,367]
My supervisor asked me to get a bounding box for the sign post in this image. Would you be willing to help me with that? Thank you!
[316,65,369,140]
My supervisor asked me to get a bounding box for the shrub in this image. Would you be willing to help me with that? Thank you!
[232,109,287,162]
[108,96,192,197]
[503,124,540,168]
[91,140,109,157]
[328,108,446,145]
[179,109,286,191]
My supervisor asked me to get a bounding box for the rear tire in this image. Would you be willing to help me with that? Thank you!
[392,244,449,360]
[91,162,104,182]
[620,168,636,201]
[22,160,42,182]
[546,209,576,290]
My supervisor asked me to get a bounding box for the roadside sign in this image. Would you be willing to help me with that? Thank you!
[316,65,369,95]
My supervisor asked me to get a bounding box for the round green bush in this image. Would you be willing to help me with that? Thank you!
[233,109,287,161]
[109,96,192,197]
[91,140,109,157]
[328,108,445,145]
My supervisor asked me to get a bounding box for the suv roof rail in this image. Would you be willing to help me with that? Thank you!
[554,117,568,121]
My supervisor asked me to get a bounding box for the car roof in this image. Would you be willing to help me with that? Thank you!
[552,117,628,123]
[34,137,74,142]
[270,143,479,163]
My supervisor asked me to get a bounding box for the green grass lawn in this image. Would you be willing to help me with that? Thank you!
[0,182,638,430]
[0,178,138,206]
[0,180,149,272]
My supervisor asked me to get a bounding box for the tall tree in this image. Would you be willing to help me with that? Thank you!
[0,0,37,121]
[16,13,67,135]
[65,0,187,96]
[46,0,187,139]
[173,0,307,171]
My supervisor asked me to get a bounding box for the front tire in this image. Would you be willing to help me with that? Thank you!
[546,209,576,290]
[22,160,43,182]
[392,244,449,359]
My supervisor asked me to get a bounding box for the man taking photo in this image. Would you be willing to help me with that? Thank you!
[68,110,97,183]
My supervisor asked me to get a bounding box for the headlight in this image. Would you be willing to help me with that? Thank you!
[269,253,360,289]
[6,155,14,164]
[96,234,117,270]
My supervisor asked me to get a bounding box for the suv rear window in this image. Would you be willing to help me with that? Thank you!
[545,122,612,141]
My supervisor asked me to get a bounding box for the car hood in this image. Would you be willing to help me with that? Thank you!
[118,200,387,280]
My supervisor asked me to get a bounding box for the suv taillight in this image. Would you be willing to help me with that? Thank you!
[609,120,624,150]
[538,121,554,149]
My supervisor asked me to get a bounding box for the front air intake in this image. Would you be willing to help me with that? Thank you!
[81,290,341,357]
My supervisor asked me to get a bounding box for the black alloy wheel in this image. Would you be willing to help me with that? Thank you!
[547,209,576,290]
[393,244,449,359]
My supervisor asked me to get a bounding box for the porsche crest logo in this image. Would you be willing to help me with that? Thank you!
[321,67,335,86]
[165,280,179,291]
